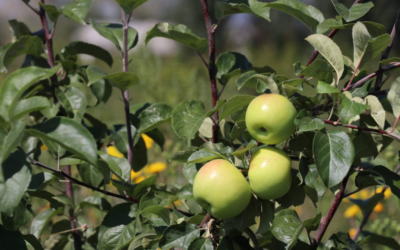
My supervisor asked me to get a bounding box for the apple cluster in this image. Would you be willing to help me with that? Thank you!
[193,94,297,219]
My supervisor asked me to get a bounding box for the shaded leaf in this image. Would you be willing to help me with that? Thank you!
[331,0,374,22]
[220,95,255,119]
[158,222,200,250]
[271,209,304,250]
[60,0,92,25]
[116,0,149,13]
[215,0,271,21]
[13,96,51,120]
[55,87,87,122]
[294,109,325,132]
[62,41,113,67]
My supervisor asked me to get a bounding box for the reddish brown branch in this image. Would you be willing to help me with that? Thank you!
[201,0,219,143]
[39,0,55,68]
[313,176,349,248]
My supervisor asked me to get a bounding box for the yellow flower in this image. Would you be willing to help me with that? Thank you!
[344,205,361,218]
[145,162,167,174]
[107,146,124,158]
[41,144,48,150]
[142,134,154,149]
[134,176,146,184]
[376,186,392,199]
[349,228,357,239]
[131,170,141,180]
[373,202,384,213]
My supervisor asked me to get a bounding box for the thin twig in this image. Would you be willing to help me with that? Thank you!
[29,157,194,216]
[23,1,40,15]
[121,10,135,171]
[306,228,313,246]
[374,8,400,91]
[218,84,226,98]
[389,114,400,133]
[313,176,349,248]
[48,19,58,40]
[324,119,400,141]
[197,52,208,68]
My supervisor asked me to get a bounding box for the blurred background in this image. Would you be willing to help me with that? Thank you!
[1,0,400,247]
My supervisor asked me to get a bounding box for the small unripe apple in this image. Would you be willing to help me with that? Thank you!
[248,147,292,200]
[193,159,251,219]
[245,94,297,145]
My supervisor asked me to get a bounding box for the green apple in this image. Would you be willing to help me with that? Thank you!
[245,94,297,145]
[248,147,292,200]
[193,159,252,219]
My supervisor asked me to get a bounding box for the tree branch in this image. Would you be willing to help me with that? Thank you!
[121,10,135,172]
[23,1,40,15]
[313,176,349,248]
[323,119,400,141]
[374,8,400,91]
[39,0,55,68]
[201,0,219,143]
[346,62,400,91]
[29,157,193,216]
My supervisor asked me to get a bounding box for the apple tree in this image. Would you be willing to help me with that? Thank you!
[1,0,400,249]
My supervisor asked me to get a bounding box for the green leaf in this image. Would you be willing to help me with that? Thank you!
[353,22,371,67]
[0,66,59,124]
[39,3,61,22]
[158,222,200,250]
[13,96,51,120]
[98,203,138,250]
[133,175,157,199]
[1,36,44,72]
[8,20,31,40]
[220,95,255,119]
[23,234,44,250]
[231,140,257,157]
[98,151,131,182]
[0,150,32,214]
[141,206,171,227]
[364,95,385,129]
[294,110,325,132]
[92,20,139,52]
[30,208,59,237]
[276,170,306,208]
[78,162,103,188]
[266,0,324,32]
[313,129,355,188]
[171,100,206,146]
[28,172,57,191]
[325,232,360,249]
[215,0,271,21]
[353,131,379,159]
[90,79,113,104]
[216,52,253,85]
[86,66,139,91]
[183,163,201,184]
[271,209,304,250]
[0,224,28,250]
[358,231,400,250]
[306,34,344,83]
[115,0,149,13]
[303,211,321,232]
[316,16,343,34]
[300,59,333,83]
[170,151,195,163]
[145,23,208,53]
[0,120,26,164]
[1,199,32,230]
[331,0,374,22]
[362,34,391,64]
[339,93,368,124]
[188,238,214,250]
[138,103,172,133]
[27,117,98,166]
[256,199,274,234]
[365,166,400,199]
[224,195,259,232]
[60,0,92,25]
[388,77,400,118]
[316,81,339,94]
[332,21,387,37]
[78,195,111,211]
[251,74,280,94]
[62,41,113,67]
[55,87,87,122]
[187,150,223,164]
[53,194,74,208]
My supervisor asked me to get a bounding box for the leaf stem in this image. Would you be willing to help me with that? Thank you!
[389,114,400,133]
[313,176,349,248]
[23,1,40,15]
[29,157,194,216]
[374,8,400,91]
[197,51,209,68]
[121,10,135,171]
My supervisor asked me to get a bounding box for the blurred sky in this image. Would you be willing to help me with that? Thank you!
[0,0,400,76]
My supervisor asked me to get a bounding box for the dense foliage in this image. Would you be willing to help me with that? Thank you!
[1,0,400,249]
